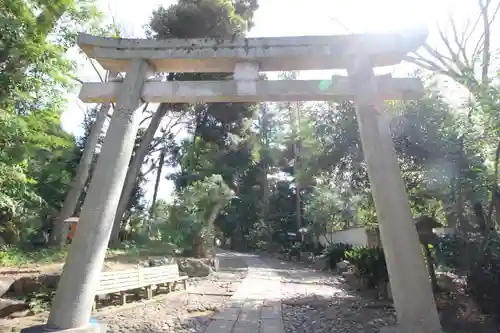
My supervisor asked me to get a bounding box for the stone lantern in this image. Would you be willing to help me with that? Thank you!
[414,216,442,292]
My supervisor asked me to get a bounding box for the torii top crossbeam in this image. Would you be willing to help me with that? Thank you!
[78,29,427,73]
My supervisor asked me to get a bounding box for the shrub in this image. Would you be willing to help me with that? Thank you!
[324,243,352,269]
[0,245,68,267]
[344,246,388,289]
[466,234,500,317]
[435,234,480,273]
[435,232,500,319]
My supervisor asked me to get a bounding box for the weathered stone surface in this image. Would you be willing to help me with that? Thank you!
[177,258,213,277]
[336,260,351,273]
[311,255,328,271]
[20,323,107,333]
[0,298,29,318]
[342,271,364,291]
[148,257,176,267]
[0,277,15,297]
[43,274,61,289]
[12,277,43,295]
[436,273,454,291]
[9,274,60,297]
[78,30,428,73]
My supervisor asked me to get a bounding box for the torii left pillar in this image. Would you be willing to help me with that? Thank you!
[22,59,151,332]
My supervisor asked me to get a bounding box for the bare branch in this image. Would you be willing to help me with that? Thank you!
[463,12,483,51]
[447,12,471,68]
[479,0,492,83]
[435,21,462,68]
[139,114,154,127]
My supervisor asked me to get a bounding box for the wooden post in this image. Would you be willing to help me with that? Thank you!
[347,56,442,333]
[120,292,127,305]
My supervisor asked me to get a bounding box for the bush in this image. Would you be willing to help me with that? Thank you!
[344,246,388,289]
[324,243,352,269]
[435,234,480,273]
[466,234,500,317]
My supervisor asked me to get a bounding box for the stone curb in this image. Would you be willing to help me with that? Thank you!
[20,323,106,333]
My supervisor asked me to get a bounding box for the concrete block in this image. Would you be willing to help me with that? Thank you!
[20,323,106,333]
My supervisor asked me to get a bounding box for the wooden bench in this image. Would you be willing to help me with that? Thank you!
[93,264,188,310]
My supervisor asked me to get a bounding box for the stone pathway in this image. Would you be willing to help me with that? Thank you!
[205,254,284,333]
[204,252,397,333]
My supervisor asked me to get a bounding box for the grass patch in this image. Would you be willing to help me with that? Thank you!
[0,241,179,268]
[0,246,69,267]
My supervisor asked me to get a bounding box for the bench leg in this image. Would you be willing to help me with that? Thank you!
[183,279,188,291]
[147,285,153,299]
[120,292,127,305]
[92,296,97,312]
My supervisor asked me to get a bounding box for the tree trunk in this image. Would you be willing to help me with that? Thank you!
[50,84,114,247]
[293,104,301,232]
[148,149,166,236]
[191,201,224,258]
[205,201,225,257]
[109,104,168,245]
[150,150,166,214]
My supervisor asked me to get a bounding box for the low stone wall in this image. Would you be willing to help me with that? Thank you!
[319,227,380,248]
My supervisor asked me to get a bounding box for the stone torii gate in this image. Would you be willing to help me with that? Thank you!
[35,31,442,332]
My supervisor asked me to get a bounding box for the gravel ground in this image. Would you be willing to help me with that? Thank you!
[261,257,397,333]
[97,259,248,333]
[1,255,248,333]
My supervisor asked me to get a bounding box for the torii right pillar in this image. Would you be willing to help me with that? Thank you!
[348,57,442,332]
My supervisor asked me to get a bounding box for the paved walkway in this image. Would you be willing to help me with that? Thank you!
[205,254,284,333]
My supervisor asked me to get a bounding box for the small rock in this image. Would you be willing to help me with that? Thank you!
[177,258,213,277]
[311,255,328,271]
[436,273,454,291]
[7,308,31,318]
[149,257,176,267]
[336,260,350,272]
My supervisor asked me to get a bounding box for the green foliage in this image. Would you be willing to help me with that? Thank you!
[324,243,352,269]
[345,246,388,289]
[26,288,56,314]
[467,234,500,316]
[0,0,107,245]
[435,234,479,272]
[436,233,500,316]
[161,175,234,250]
[304,180,359,233]
[0,245,69,267]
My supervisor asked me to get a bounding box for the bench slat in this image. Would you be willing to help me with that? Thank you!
[96,284,141,294]
[142,276,177,284]
[141,271,179,279]
[101,269,138,276]
[95,264,186,297]
[100,273,137,281]
[143,266,179,272]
